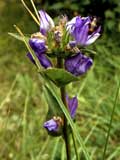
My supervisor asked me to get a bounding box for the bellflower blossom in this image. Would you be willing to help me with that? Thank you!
[66,16,101,46]
[39,10,55,35]
[44,95,78,132]
[65,52,93,76]
[27,52,52,69]
[29,38,47,54]
[28,38,52,68]
[27,10,55,68]
[66,95,78,118]
[44,118,59,132]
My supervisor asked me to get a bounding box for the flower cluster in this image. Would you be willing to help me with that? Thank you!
[27,10,101,133]
[28,10,101,76]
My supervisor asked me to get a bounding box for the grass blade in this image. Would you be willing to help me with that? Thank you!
[61,143,65,160]
[51,138,60,160]
[8,32,29,42]
[36,136,50,160]
[22,92,29,156]
[107,147,120,160]
[13,25,41,70]
[21,0,39,25]
[30,0,40,23]
[103,80,120,159]
[73,121,99,160]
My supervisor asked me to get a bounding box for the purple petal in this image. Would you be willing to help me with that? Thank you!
[66,95,78,118]
[27,52,52,68]
[27,52,36,64]
[71,17,90,45]
[75,24,89,45]
[69,41,77,48]
[85,26,101,45]
[44,119,58,131]
[67,16,100,46]
[66,16,78,33]
[29,38,47,54]
[29,38,52,68]
[39,10,55,35]
[86,33,100,45]
[66,16,84,34]
[36,53,52,68]
[65,52,93,76]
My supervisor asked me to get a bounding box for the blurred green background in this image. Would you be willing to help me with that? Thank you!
[0,0,120,159]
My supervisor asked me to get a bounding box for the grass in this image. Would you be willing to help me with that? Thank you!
[0,1,120,160]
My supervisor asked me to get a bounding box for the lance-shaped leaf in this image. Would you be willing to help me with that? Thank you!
[39,68,79,87]
[8,32,29,42]
[44,85,63,118]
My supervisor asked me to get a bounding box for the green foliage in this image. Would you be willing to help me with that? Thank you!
[40,68,79,87]
[0,0,120,160]
[8,32,29,42]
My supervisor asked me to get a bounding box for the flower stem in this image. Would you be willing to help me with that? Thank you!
[61,87,71,160]
[57,57,71,160]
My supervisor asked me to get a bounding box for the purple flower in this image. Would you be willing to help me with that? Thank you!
[44,119,58,132]
[66,16,101,46]
[37,53,52,68]
[27,52,36,65]
[65,52,93,76]
[44,116,64,133]
[39,10,55,35]
[28,38,52,68]
[66,95,78,118]
[27,52,52,68]
[29,38,47,54]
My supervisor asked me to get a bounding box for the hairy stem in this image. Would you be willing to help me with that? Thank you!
[57,57,71,160]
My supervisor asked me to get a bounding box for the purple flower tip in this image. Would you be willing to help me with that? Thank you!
[44,119,58,132]
[29,38,47,54]
[66,16,101,46]
[37,53,52,68]
[66,95,78,118]
[39,10,55,35]
[28,38,52,68]
[69,41,77,48]
[65,52,93,76]
[27,52,52,69]
[27,52,36,65]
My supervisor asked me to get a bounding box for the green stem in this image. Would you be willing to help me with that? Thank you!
[103,81,120,160]
[57,57,71,160]
[61,87,71,160]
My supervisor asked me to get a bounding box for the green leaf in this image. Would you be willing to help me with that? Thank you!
[8,32,29,42]
[44,85,63,118]
[44,86,63,136]
[40,68,79,87]
[43,78,91,160]
[81,48,97,55]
